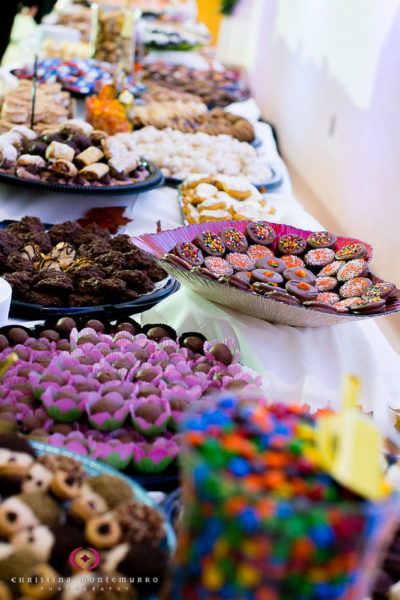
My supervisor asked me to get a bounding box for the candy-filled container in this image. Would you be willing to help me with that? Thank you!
[167,395,399,600]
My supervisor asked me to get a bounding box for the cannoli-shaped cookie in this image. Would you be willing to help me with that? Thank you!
[60,118,94,137]
[0,130,24,149]
[50,159,78,177]
[76,146,104,167]
[91,130,108,144]
[17,154,46,169]
[11,125,37,142]
[80,162,109,181]
[109,153,140,175]
[46,141,75,162]
[0,142,18,163]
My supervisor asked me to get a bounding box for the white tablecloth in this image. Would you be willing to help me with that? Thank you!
[0,119,399,423]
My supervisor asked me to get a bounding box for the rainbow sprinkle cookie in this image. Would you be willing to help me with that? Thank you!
[277,234,307,256]
[361,281,395,301]
[246,221,276,246]
[173,241,204,266]
[219,228,248,253]
[350,296,386,314]
[335,243,368,261]
[194,231,225,256]
[307,230,337,249]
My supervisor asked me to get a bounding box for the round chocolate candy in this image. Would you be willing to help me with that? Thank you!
[219,228,248,253]
[302,301,338,313]
[209,342,233,366]
[286,280,318,302]
[255,256,286,273]
[85,320,106,333]
[145,326,173,342]
[361,281,395,301]
[7,327,29,345]
[304,248,335,268]
[277,234,307,256]
[0,334,9,351]
[251,269,284,286]
[339,277,372,299]
[56,317,77,334]
[194,231,225,257]
[39,330,60,342]
[246,221,276,246]
[307,231,337,249]
[181,333,207,354]
[173,241,204,266]
[336,259,368,282]
[135,368,158,382]
[335,243,368,261]
[282,267,316,285]
[135,403,163,423]
[350,297,386,315]
[116,322,138,335]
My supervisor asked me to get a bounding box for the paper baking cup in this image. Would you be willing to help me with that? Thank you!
[132,220,400,328]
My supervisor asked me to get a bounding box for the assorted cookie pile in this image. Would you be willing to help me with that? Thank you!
[0,318,261,473]
[0,216,166,308]
[141,62,250,108]
[142,20,210,51]
[180,175,274,223]
[0,435,169,599]
[0,81,72,134]
[117,127,272,183]
[0,119,151,188]
[165,222,397,315]
[134,105,255,143]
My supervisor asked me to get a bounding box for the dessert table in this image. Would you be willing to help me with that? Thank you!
[1,117,399,422]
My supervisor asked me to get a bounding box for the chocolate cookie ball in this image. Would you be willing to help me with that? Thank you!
[146,326,173,342]
[91,399,122,415]
[0,334,9,351]
[209,343,233,366]
[85,320,105,333]
[55,317,76,334]
[116,322,137,335]
[7,327,29,345]
[39,330,60,343]
[182,335,205,354]
[135,403,163,423]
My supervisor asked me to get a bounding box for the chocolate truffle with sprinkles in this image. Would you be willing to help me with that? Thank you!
[307,231,337,249]
[277,234,307,256]
[173,242,204,267]
[335,243,368,261]
[246,221,276,246]
[194,231,225,257]
[219,228,248,253]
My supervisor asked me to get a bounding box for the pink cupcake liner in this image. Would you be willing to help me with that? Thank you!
[131,396,171,436]
[164,386,202,428]
[40,384,86,422]
[89,440,134,470]
[87,397,130,431]
[131,438,179,473]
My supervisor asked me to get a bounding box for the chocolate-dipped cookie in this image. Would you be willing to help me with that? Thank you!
[282,267,316,285]
[335,243,368,261]
[251,269,283,286]
[339,277,372,298]
[277,234,307,256]
[281,255,305,270]
[246,244,274,262]
[302,301,338,313]
[333,297,360,312]
[226,253,255,272]
[204,257,233,276]
[219,228,248,253]
[350,297,386,315]
[286,280,318,302]
[246,221,276,246]
[361,281,395,301]
[336,259,368,282]
[318,260,345,277]
[255,256,286,273]
[264,289,300,305]
[316,292,340,304]
[307,231,337,249]
[173,242,204,266]
[194,231,225,257]
[233,271,252,283]
[304,248,335,268]
[315,277,337,292]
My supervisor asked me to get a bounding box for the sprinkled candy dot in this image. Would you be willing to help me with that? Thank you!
[204,257,233,276]
[247,245,274,261]
[226,253,255,271]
